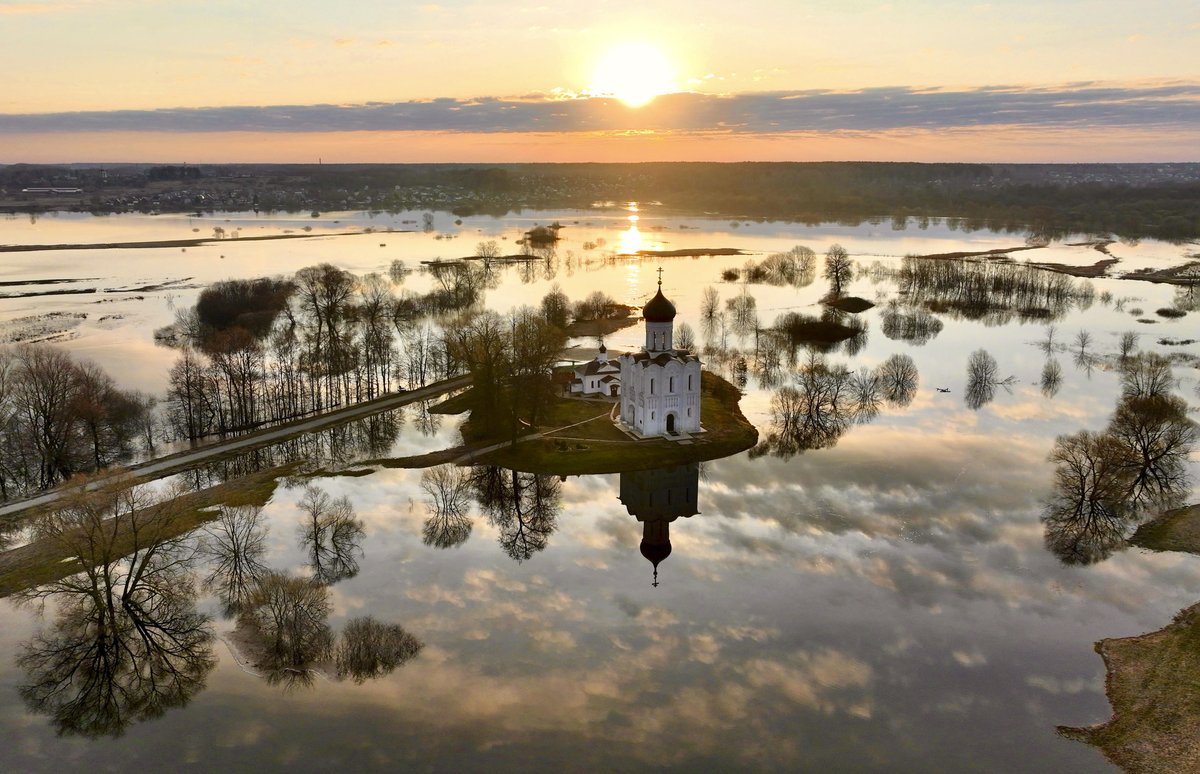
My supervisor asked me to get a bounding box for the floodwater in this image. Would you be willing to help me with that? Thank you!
[1,206,1198,772]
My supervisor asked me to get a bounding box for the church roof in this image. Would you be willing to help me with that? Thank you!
[627,351,700,368]
[576,359,621,377]
[642,287,676,323]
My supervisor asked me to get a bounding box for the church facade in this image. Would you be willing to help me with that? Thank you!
[617,277,702,437]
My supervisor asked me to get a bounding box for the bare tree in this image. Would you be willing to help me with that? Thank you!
[877,353,919,407]
[1107,394,1196,510]
[1041,359,1063,398]
[199,505,270,617]
[298,485,365,585]
[1121,352,1175,400]
[17,474,214,737]
[1117,331,1139,361]
[676,322,696,351]
[334,617,423,684]
[475,239,501,259]
[238,573,334,682]
[700,286,720,321]
[540,284,571,329]
[1042,431,1135,565]
[823,244,853,296]
[965,349,999,410]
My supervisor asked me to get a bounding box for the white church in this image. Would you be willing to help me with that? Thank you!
[616,274,703,437]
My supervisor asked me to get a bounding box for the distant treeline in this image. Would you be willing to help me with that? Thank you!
[3,162,1199,240]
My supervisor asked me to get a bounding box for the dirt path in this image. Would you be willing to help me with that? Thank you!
[0,375,470,521]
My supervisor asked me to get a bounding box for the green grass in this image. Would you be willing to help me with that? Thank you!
[1058,600,1200,772]
[474,371,758,475]
[0,464,294,598]
[1130,504,1200,554]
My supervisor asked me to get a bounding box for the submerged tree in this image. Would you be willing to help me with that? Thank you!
[334,616,423,684]
[877,353,919,407]
[1042,431,1137,565]
[1041,359,1063,398]
[1107,394,1196,511]
[823,243,853,296]
[17,475,215,737]
[472,466,561,562]
[237,573,334,687]
[297,485,365,585]
[964,349,1013,410]
[1042,355,1197,565]
[420,464,474,549]
[198,505,270,617]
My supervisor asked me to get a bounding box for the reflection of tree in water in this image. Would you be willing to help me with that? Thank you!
[198,505,269,617]
[752,352,919,458]
[1108,395,1195,511]
[298,485,365,585]
[412,400,443,437]
[891,255,1091,325]
[880,302,943,346]
[878,353,918,407]
[964,349,1013,411]
[177,407,404,492]
[0,520,22,551]
[1043,431,1134,564]
[471,466,561,561]
[1040,359,1063,398]
[236,572,334,690]
[17,477,215,737]
[420,464,474,548]
[334,616,423,684]
[1042,354,1197,565]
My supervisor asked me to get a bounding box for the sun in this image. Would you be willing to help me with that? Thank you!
[591,43,676,107]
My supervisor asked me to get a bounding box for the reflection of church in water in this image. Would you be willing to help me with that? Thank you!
[619,462,700,587]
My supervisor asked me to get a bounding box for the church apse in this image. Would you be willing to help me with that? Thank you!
[619,463,701,587]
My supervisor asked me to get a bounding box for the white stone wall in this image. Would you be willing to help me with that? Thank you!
[619,355,702,436]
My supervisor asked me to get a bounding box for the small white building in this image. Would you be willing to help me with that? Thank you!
[617,277,702,437]
[570,343,621,397]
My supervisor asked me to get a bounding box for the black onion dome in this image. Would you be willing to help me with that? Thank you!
[640,539,672,567]
[642,288,677,322]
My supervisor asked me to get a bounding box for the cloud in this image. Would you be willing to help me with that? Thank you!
[4,82,1199,135]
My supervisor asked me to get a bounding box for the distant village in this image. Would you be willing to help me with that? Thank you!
[2,161,1199,240]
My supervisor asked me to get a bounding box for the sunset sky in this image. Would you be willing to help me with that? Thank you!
[1,0,1198,162]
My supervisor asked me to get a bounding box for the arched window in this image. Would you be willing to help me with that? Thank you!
[669,376,674,393]
[650,378,655,394]
[687,374,693,390]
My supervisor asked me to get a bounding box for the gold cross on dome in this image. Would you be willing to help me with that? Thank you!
[657,266,663,287]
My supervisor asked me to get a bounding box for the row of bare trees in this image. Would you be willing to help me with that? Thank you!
[164,264,464,441]
[0,345,154,499]
[446,305,567,441]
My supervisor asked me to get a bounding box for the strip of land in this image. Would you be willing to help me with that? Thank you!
[0,374,470,523]
[0,230,400,253]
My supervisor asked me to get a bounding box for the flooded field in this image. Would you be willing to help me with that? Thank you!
[1,206,1198,771]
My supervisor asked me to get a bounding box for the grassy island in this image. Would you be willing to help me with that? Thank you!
[1130,504,1200,554]
[1058,596,1200,772]
[441,370,757,475]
